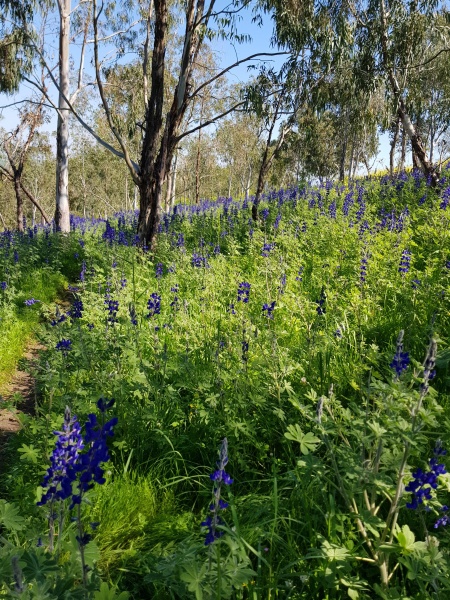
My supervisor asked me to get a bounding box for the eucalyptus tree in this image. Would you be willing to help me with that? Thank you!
[215,113,262,199]
[5,0,93,231]
[406,20,450,168]
[0,0,35,93]
[266,0,449,184]
[38,0,286,246]
[93,0,287,245]
[246,65,303,220]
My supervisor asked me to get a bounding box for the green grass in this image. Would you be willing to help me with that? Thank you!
[0,270,67,390]
[2,175,450,598]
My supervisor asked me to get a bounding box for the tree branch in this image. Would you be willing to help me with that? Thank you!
[86,19,141,43]
[175,100,246,141]
[190,52,289,100]
[20,182,51,224]
[22,76,139,168]
[93,0,140,185]
[142,0,154,108]
[70,10,90,104]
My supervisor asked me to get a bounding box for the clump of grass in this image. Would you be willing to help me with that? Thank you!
[0,270,67,389]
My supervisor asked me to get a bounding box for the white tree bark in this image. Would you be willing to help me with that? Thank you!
[55,0,71,232]
[245,163,252,199]
[169,150,178,208]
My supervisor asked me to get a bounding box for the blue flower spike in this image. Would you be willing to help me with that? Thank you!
[390,330,410,378]
[201,438,233,546]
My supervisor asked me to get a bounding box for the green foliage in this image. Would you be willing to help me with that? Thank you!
[1,173,450,597]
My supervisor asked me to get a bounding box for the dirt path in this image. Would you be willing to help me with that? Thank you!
[0,340,44,436]
[0,292,70,447]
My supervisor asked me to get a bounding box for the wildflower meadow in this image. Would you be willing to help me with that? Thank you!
[1,170,450,599]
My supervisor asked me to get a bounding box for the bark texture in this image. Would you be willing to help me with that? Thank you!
[137,0,201,247]
[55,0,71,232]
[398,100,438,185]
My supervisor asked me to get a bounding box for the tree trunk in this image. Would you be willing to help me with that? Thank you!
[195,130,201,204]
[164,162,171,209]
[55,0,71,231]
[339,135,347,182]
[390,117,400,176]
[167,150,178,208]
[352,148,359,179]
[429,115,435,165]
[253,106,276,220]
[400,124,406,171]
[348,137,355,181]
[251,101,289,220]
[245,163,252,199]
[138,164,165,247]
[137,0,168,246]
[252,164,269,220]
[398,100,438,185]
[14,176,24,232]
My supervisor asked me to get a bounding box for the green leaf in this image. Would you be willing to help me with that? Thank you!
[367,421,387,438]
[0,500,25,531]
[17,443,40,464]
[94,582,130,600]
[21,550,59,583]
[179,561,207,600]
[285,424,320,454]
[396,525,415,553]
[360,511,386,538]
[320,540,351,561]
[68,532,100,568]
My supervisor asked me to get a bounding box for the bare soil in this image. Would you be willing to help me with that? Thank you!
[0,340,44,436]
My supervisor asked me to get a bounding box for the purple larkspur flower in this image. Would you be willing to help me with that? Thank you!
[37,407,84,506]
[147,293,161,318]
[105,299,119,323]
[360,256,368,284]
[260,208,269,221]
[261,243,275,257]
[390,330,409,377]
[201,438,233,545]
[262,301,276,319]
[24,298,39,306]
[316,287,326,315]
[274,213,282,229]
[56,339,72,355]
[237,282,250,303]
[329,201,337,219]
[191,252,209,268]
[70,298,83,320]
[399,249,411,274]
[440,186,450,210]
[129,303,138,326]
[406,442,447,512]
